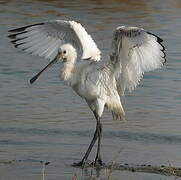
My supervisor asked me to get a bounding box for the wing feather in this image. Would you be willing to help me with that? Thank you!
[8,20,101,61]
[111,26,166,96]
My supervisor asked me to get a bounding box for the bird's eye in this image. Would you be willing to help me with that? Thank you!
[63,50,66,54]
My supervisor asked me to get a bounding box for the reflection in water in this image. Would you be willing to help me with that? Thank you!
[75,166,105,180]
[0,0,181,179]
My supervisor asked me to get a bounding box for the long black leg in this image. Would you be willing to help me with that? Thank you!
[94,115,103,166]
[73,111,99,166]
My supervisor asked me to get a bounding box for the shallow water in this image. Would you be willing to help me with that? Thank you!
[0,0,181,179]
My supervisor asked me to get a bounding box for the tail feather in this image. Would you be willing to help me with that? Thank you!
[106,98,125,121]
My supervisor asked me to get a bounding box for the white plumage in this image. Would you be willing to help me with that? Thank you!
[8,20,166,166]
[112,26,165,95]
[9,20,101,61]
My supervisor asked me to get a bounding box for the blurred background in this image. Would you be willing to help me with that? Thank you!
[0,0,181,179]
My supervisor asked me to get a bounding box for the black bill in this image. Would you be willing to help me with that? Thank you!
[30,57,58,84]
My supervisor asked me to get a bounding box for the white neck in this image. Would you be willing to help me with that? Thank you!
[62,62,74,80]
[60,44,78,86]
[61,59,78,87]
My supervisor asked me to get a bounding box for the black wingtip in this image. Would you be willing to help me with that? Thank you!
[147,31,166,63]
[8,31,28,39]
[147,31,163,43]
[8,23,44,33]
[14,42,25,48]
[11,37,27,44]
[8,23,44,41]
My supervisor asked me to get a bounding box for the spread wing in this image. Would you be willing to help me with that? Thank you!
[111,26,166,96]
[8,20,101,61]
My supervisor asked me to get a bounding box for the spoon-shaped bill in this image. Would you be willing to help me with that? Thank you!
[30,57,58,84]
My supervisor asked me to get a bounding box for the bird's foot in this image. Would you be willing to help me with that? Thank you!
[72,160,85,167]
[73,157,104,168]
[91,157,104,167]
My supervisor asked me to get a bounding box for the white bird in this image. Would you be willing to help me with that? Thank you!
[8,20,166,166]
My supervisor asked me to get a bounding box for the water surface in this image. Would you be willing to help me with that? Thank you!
[0,0,181,179]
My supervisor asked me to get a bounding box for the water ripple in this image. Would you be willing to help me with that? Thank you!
[1,127,181,145]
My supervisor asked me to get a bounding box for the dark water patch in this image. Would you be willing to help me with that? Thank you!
[0,139,80,146]
[0,139,44,146]
[104,130,181,145]
[1,127,181,146]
